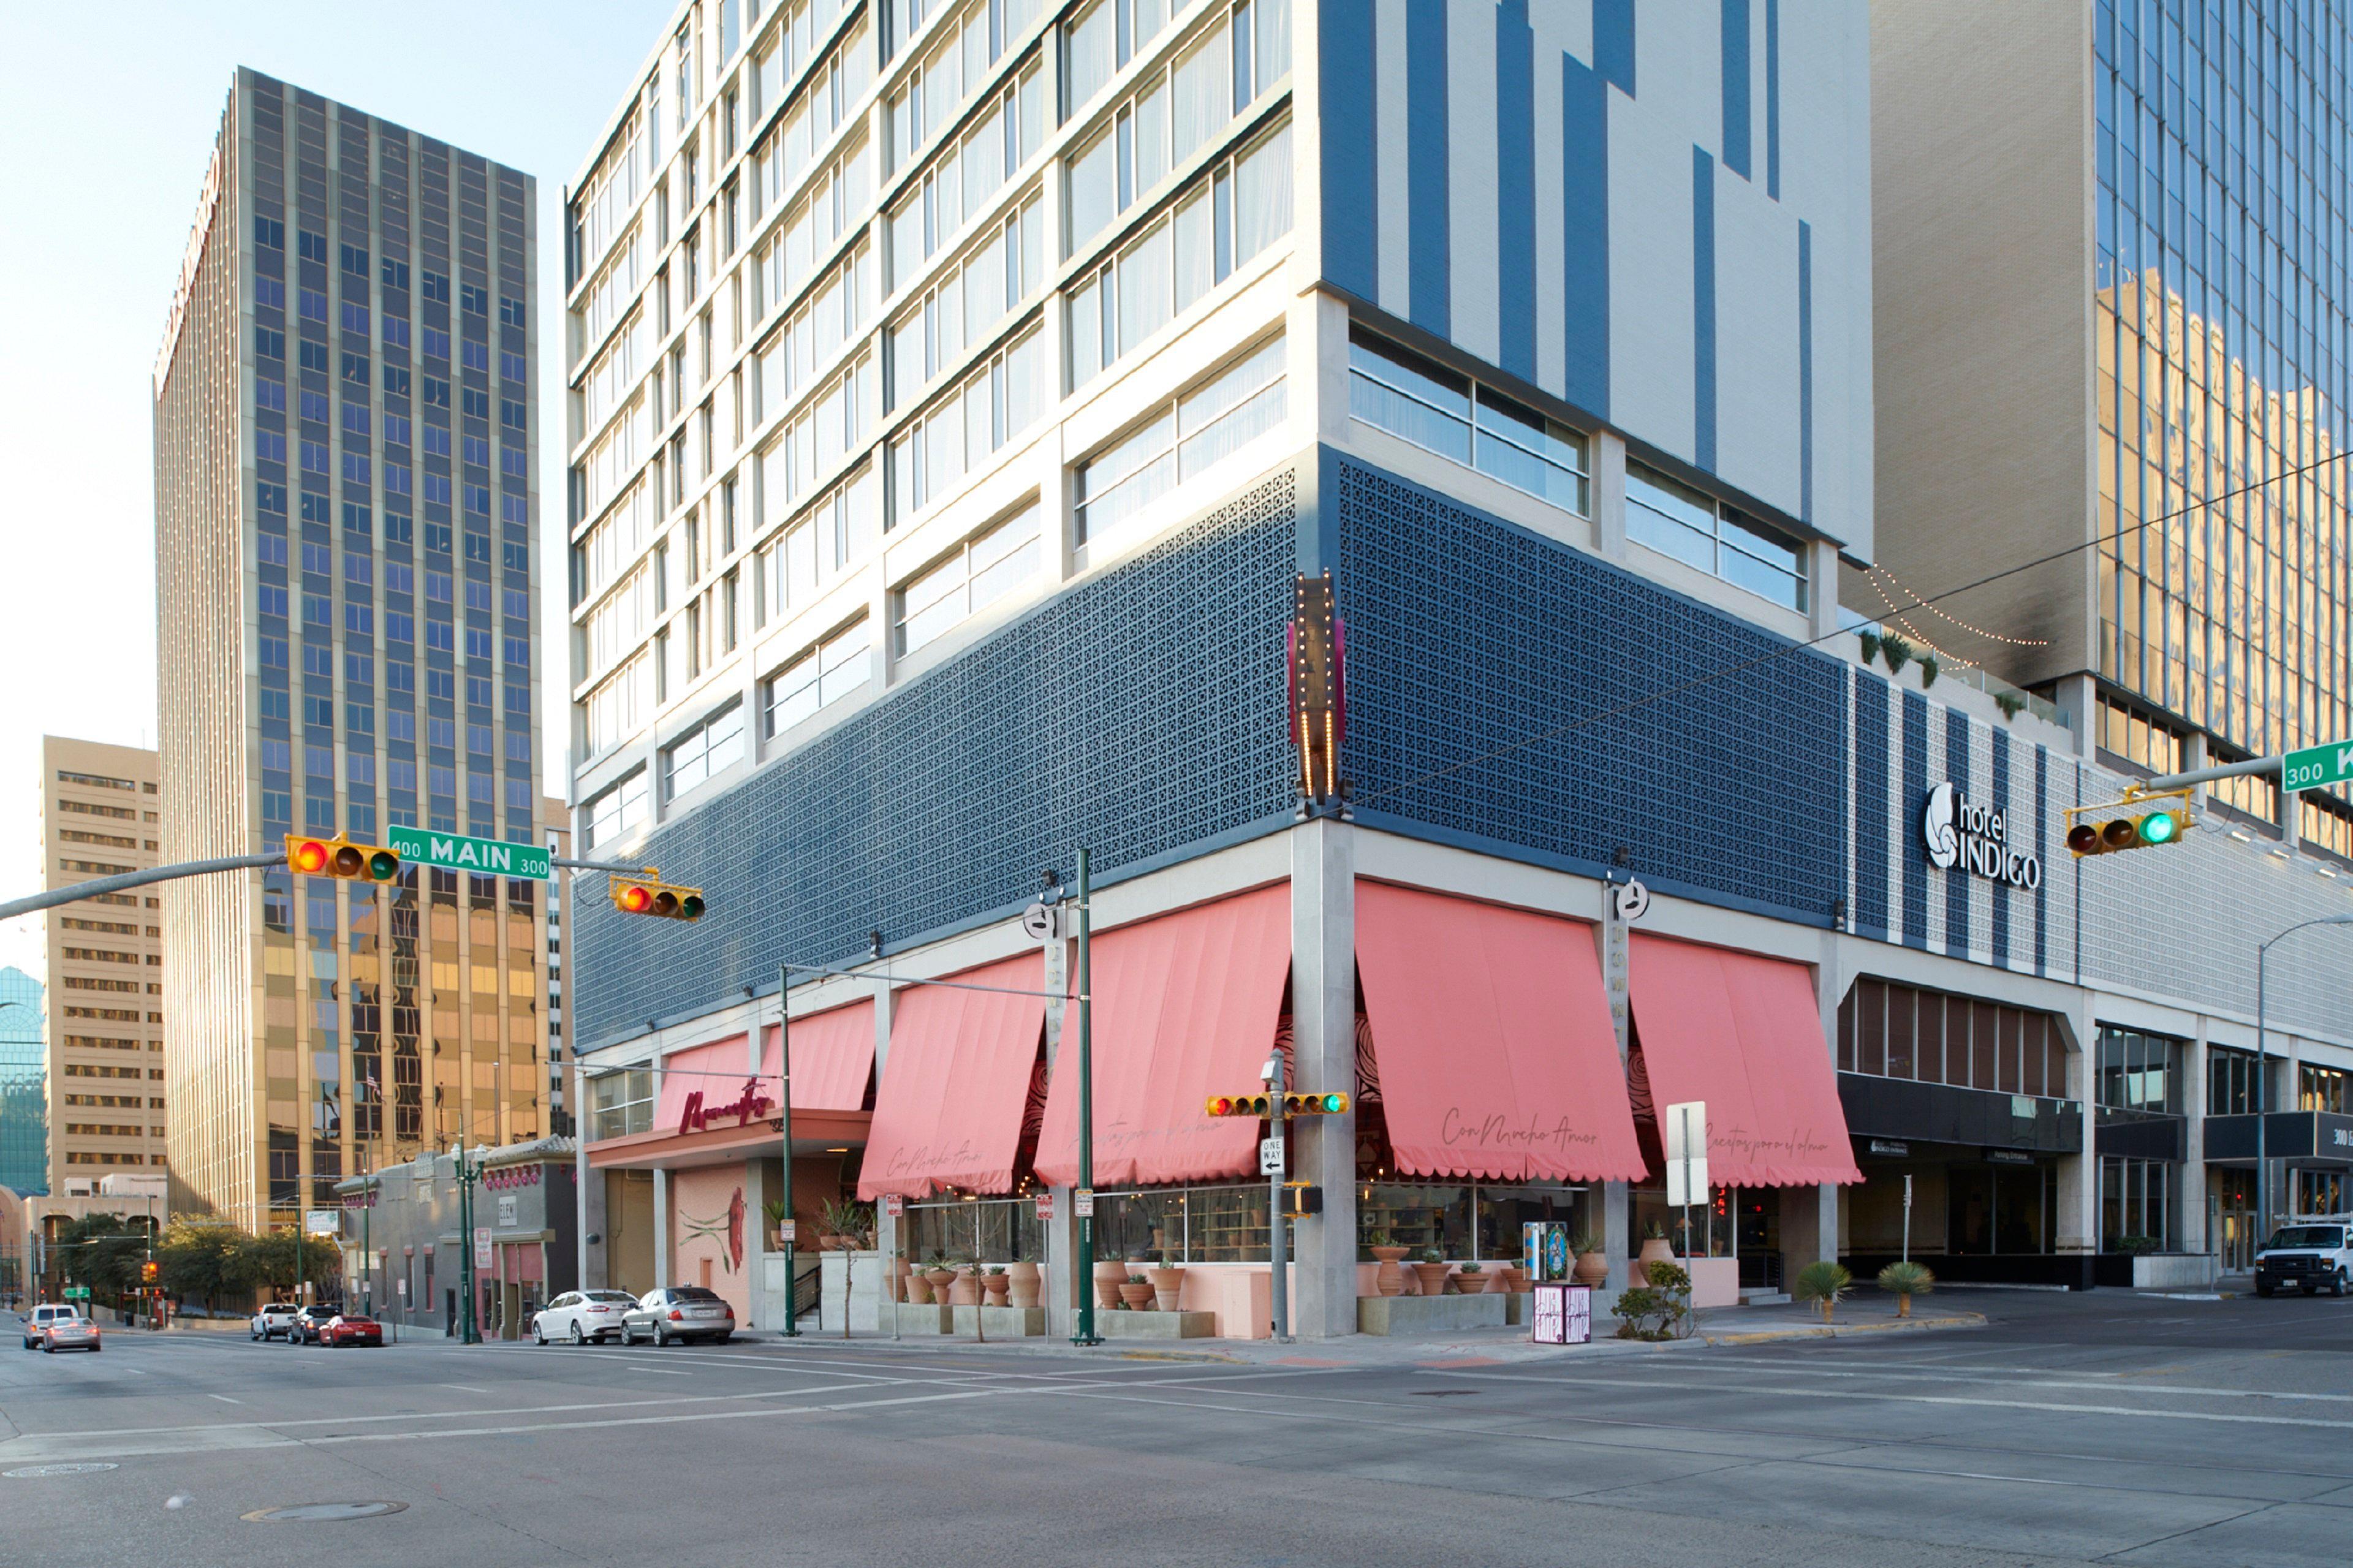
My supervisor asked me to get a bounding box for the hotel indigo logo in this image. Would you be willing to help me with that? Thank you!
[1922,782,2042,891]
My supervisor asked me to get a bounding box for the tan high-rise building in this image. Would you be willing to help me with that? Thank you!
[39,738,167,1186]
[154,70,547,1233]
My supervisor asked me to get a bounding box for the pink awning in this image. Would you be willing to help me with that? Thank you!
[1355,882,1646,1183]
[1033,884,1291,1189]
[858,954,1047,1199]
[1629,934,1862,1187]
[651,1000,874,1136]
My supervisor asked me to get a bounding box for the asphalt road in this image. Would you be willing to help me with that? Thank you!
[4,1290,2351,1567]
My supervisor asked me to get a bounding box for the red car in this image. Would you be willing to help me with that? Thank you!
[317,1312,383,1347]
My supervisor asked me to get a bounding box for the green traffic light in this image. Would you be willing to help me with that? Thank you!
[1320,1093,1344,1113]
[2137,811,2180,846]
[367,850,399,881]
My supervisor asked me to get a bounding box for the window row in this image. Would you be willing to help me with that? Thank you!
[2095,1025,2183,1117]
[1347,328,1590,515]
[1626,461,1809,613]
[1836,977,2071,1100]
[750,12,873,224]
[759,464,879,626]
[756,352,877,525]
[754,242,877,416]
[887,325,1047,519]
[1074,328,1284,548]
[662,700,747,803]
[895,499,1042,657]
[762,617,874,738]
[889,192,1046,404]
[1067,118,1290,388]
[887,70,1047,291]
[889,0,1046,167]
[754,133,876,323]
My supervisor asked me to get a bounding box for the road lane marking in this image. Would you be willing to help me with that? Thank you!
[205,1395,241,1405]
[1634,1361,2353,1404]
[441,1385,490,1394]
[626,1367,691,1376]
[1420,1369,2353,1431]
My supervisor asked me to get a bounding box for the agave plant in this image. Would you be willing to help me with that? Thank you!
[1792,1260,1853,1323]
[1876,1260,1936,1317]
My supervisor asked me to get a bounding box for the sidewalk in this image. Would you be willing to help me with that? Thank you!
[757,1297,1985,1367]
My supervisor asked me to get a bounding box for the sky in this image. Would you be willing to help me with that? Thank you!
[0,1,665,982]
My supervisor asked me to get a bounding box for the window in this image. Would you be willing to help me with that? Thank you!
[1836,977,2067,1097]
[661,702,747,802]
[1074,330,1285,547]
[885,327,1045,521]
[1625,461,1808,612]
[2094,1025,2183,1117]
[759,466,878,624]
[885,69,1045,290]
[583,770,650,850]
[894,501,1042,656]
[1347,329,1590,515]
[2095,694,2186,777]
[1067,119,1290,385]
[2301,1063,2351,1115]
[2100,1156,2175,1250]
[762,619,873,737]
[591,1067,655,1139]
[887,194,1046,406]
[2209,1046,2264,1116]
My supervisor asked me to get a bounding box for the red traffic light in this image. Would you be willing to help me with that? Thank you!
[618,884,653,914]
[285,833,400,881]
[290,838,329,873]
[612,877,705,921]
[2066,823,2100,854]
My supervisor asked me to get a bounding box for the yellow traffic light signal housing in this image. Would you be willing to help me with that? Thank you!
[284,833,400,881]
[140,1259,160,1284]
[1205,1093,1271,1118]
[610,871,705,921]
[2064,788,2194,858]
[1283,1091,1350,1116]
[1205,1092,1349,1118]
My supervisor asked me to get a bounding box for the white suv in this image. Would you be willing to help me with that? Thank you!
[20,1304,80,1350]
[2254,1220,2353,1297]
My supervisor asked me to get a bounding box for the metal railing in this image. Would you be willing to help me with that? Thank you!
[794,1258,822,1325]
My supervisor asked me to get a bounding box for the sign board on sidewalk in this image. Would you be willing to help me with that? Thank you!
[1529,1282,1592,1346]
[473,1227,492,1269]
[388,824,551,881]
[1074,1189,1095,1218]
[2285,740,2353,793]
[303,1208,340,1236]
[1664,1100,1709,1208]
[1035,1191,1055,1221]
[1259,1136,1286,1175]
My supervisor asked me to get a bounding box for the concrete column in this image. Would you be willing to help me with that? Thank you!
[1808,539,1842,640]
[2181,1025,2209,1256]
[2052,673,2099,759]
[1298,288,1351,449]
[1290,816,1359,1338]
[652,1166,672,1287]
[1592,431,1629,562]
[1779,1184,1839,1271]
[743,1155,771,1327]
[870,979,898,1271]
[1040,920,1077,1339]
[2057,999,2096,1259]
[1604,1180,1631,1291]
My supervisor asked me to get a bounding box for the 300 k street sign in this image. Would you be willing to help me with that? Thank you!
[387,825,549,881]
[2284,741,2353,794]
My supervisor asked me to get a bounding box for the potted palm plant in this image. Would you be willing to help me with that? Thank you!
[762,1199,790,1251]
[922,1254,957,1305]
[1367,1229,1409,1297]
[1453,1262,1491,1294]
[1146,1250,1186,1312]
[1572,1228,1610,1286]
[817,1198,873,1341]
[1876,1260,1934,1318]
[1793,1260,1852,1323]
[1637,1220,1677,1274]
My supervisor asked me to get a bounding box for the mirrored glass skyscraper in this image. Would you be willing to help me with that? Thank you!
[156,70,547,1233]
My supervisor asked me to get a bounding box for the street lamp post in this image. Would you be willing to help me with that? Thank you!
[2255,914,2353,1247]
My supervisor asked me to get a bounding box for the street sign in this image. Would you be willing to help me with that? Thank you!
[1020,902,1065,940]
[1664,1100,1709,1208]
[1611,879,1651,922]
[473,1227,491,1269]
[388,824,550,881]
[1259,1136,1286,1175]
[2285,741,2353,793]
[1074,1188,1095,1218]
[777,1220,797,1245]
[883,1194,904,1219]
[1035,1191,1055,1221]
[303,1208,339,1236]
[63,1286,89,1301]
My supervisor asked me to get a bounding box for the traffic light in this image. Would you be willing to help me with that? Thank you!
[610,874,705,921]
[1283,1091,1351,1116]
[2064,789,2193,858]
[1205,1092,1349,1118]
[286,832,400,881]
[140,1260,159,1284]
[1205,1093,1271,1117]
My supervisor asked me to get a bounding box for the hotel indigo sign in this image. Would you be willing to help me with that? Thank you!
[1922,782,2042,890]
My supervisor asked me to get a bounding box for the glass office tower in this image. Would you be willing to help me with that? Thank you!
[156,70,547,1233]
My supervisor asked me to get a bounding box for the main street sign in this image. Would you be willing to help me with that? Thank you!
[2284,741,2353,793]
[388,825,549,881]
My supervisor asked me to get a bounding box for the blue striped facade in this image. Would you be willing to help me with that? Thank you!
[1318,0,1872,557]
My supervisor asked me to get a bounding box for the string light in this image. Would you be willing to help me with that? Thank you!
[1867,564,2050,648]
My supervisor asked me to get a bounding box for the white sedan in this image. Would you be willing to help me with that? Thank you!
[532,1289,637,1344]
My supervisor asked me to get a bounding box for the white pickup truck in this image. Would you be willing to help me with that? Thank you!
[2254,1218,2353,1297]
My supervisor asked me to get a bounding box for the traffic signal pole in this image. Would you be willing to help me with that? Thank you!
[0,849,287,923]
[1073,848,1099,1347]
[777,961,798,1338]
[1268,1052,1291,1344]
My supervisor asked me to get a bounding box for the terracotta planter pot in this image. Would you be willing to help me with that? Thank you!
[1572,1249,1610,1287]
[1148,1265,1186,1312]
[1635,1238,1677,1279]
[924,1268,957,1303]
[1006,1260,1041,1309]
[1411,1262,1452,1296]
[1370,1245,1409,1297]
[1501,1265,1530,1293]
[1117,1281,1156,1311]
[906,1271,936,1305]
[1093,1260,1126,1309]
[949,1267,982,1306]
[982,1273,1011,1306]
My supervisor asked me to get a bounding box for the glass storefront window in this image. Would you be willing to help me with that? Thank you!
[902,1197,1046,1264]
[2294,1170,2348,1217]
[2096,1025,2182,1115]
[1838,978,2067,1099]
[2300,1064,2350,1115]
[1473,1186,1591,1263]
[2099,1155,2176,1250]
[1358,1183,1471,1260]
[2209,1047,2263,1115]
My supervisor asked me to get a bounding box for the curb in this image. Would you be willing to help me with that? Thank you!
[1699,1311,1986,1346]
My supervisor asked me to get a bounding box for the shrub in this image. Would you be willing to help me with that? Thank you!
[1612,1261,1696,1341]
[1877,1260,1936,1302]
[1880,634,1914,675]
[1858,631,1881,665]
[1996,691,2026,720]
[1918,656,1939,688]
[1792,1260,1853,1322]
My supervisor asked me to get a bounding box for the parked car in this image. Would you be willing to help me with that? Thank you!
[532,1289,638,1345]
[21,1304,88,1351]
[2254,1221,2353,1297]
[251,1302,301,1341]
[286,1305,344,1344]
[619,1286,735,1346]
[34,1310,100,1354]
[316,1311,383,1347]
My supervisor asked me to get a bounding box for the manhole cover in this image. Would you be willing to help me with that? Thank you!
[242,1501,407,1523]
[5,1463,119,1478]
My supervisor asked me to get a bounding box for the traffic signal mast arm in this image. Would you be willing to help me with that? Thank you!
[0,848,289,924]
